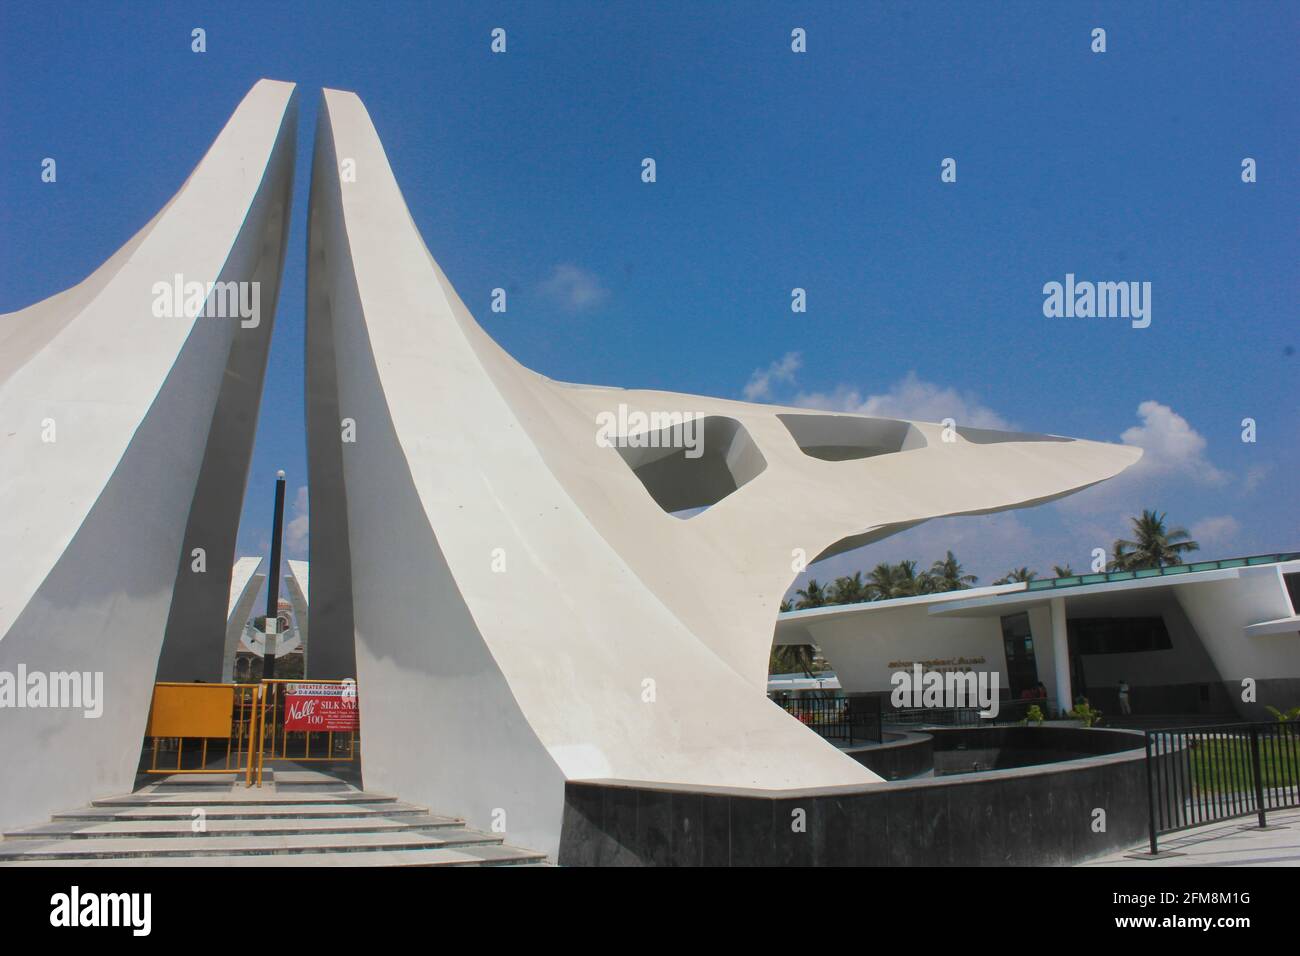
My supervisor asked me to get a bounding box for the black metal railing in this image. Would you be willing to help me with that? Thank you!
[1145,721,1300,854]
[887,704,982,726]
[775,695,882,745]
[886,697,1059,727]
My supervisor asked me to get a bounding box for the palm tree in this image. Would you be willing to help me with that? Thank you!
[864,560,926,599]
[794,579,828,609]
[779,598,793,612]
[867,562,900,600]
[769,644,817,677]
[993,567,1037,584]
[893,560,924,597]
[928,551,978,592]
[1052,565,1075,577]
[1109,509,1199,571]
[828,571,868,605]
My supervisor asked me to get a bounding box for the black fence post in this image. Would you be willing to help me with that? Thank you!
[1249,723,1267,829]
[1145,730,1158,855]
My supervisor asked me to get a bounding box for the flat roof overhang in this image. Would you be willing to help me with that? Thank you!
[774,582,1028,644]
[926,566,1246,619]
[1245,615,1300,638]
[773,557,1299,643]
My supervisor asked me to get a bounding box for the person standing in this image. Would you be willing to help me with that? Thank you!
[1117,679,1132,716]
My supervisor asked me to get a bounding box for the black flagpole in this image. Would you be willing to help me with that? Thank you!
[262,469,287,680]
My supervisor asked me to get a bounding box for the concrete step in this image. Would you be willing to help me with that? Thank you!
[6,813,463,840]
[0,826,504,862]
[8,771,548,866]
[270,770,363,787]
[0,843,548,867]
[92,792,398,807]
[147,773,249,786]
[53,801,434,822]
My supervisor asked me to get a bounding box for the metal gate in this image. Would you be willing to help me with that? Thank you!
[143,678,360,788]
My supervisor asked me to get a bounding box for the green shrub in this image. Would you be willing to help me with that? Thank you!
[1070,698,1102,728]
[1264,705,1300,723]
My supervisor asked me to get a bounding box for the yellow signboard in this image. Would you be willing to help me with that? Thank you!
[145,683,235,739]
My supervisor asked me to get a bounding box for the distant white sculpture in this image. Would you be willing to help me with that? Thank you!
[305,87,1142,856]
[285,559,310,669]
[221,556,265,681]
[238,619,303,660]
[219,558,310,676]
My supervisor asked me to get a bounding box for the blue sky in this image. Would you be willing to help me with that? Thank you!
[2,1,1296,595]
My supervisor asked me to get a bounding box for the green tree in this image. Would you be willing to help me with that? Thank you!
[769,644,818,677]
[866,562,899,600]
[928,551,978,592]
[994,567,1037,584]
[1109,509,1199,570]
[895,559,924,596]
[794,579,828,609]
[828,571,868,605]
[866,560,924,598]
[1052,564,1075,577]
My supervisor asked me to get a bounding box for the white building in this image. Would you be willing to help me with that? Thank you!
[775,552,1300,721]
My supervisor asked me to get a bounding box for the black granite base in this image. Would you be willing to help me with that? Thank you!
[844,730,933,779]
[559,726,1168,866]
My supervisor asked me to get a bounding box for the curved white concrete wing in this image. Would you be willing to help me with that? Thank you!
[0,80,298,830]
[306,88,1141,856]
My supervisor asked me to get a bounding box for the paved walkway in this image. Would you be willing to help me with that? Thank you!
[1081,807,1300,866]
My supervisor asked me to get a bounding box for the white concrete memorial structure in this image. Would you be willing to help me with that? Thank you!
[0,80,297,831]
[305,87,1143,855]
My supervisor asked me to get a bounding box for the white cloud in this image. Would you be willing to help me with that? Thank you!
[537,264,608,312]
[284,485,309,557]
[1242,464,1270,494]
[794,370,1013,429]
[1057,401,1231,517]
[1120,400,1228,485]
[1191,514,1240,548]
[742,351,802,402]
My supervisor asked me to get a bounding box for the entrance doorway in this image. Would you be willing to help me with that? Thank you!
[1000,612,1040,698]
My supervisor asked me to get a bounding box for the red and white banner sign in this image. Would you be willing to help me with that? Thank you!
[283,682,359,733]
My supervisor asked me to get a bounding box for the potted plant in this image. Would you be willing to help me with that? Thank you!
[1070,698,1102,728]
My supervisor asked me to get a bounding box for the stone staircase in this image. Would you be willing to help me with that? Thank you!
[0,769,548,867]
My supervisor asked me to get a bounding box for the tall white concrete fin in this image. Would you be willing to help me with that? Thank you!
[0,80,298,830]
[305,88,1143,856]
